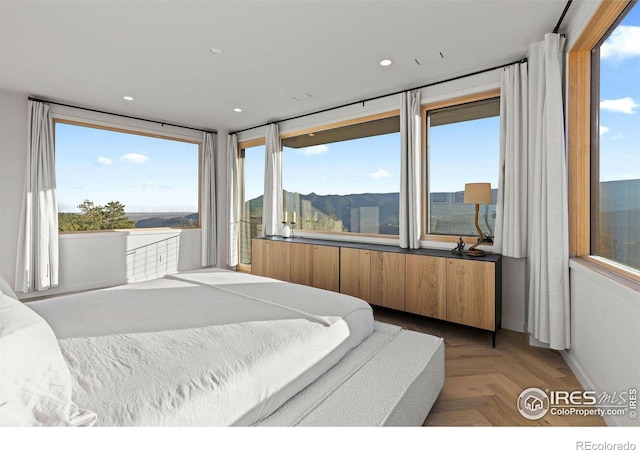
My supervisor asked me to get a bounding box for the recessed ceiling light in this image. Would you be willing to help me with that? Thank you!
[209,48,223,55]
[379,59,392,67]
[234,108,242,112]
[123,96,134,101]
[308,133,315,137]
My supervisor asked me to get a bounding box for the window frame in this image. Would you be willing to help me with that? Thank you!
[54,118,203,233]
[568,0,640,289]
[280,110,401,240]
[420,89,501,245]
[237,137,266,273]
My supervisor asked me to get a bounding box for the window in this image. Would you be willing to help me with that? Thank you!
[591,1,640,272]
[55,121,200,231]
[282,113,401,236]
[238,140,265,266]
[424,94,500,240]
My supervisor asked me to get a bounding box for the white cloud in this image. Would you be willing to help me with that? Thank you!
[120,153,149,163]
[368,168,391,179]
[97,156,112,165]
[298,145,329,156]
[600,125,610,135]
[600,97,639,114]
[601,25,640,60]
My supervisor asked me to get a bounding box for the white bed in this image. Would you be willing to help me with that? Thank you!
[0,269,444,427]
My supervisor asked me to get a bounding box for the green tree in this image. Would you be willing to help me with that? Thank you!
[58,199,136,231]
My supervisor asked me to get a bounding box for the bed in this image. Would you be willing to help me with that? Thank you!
[0,268,444,427]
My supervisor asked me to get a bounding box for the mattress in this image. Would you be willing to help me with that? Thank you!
[26,268,374,426]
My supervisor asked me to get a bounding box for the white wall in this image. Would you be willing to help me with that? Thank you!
[0,90,28,288]
[0,90,207,298]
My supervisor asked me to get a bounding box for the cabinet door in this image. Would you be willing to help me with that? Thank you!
[290,242,313,286]
[268,240,291,282]
[340,247,371,301]
[370,251,405,310]
[251,239,268,277]
[405,254,447,319]
[446,259,495,331]
[312,245,339,292]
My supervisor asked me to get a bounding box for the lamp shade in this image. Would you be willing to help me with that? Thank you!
[463,183,492,205]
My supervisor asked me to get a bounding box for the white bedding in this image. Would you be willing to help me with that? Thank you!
[27,268,374,426]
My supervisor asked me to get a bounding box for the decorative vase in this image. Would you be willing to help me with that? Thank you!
[282,224,291,238]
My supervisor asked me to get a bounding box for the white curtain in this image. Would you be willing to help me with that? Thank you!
[262,123,282,236]
[227,134,239,267]
[527,33,570,350]
[399,90,422,249]
[494,62,528,258]
[15,101,58,293]
[201,132,217,267]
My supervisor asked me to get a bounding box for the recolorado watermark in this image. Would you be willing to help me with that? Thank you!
[576,442,636,450]
[517,387,637,420]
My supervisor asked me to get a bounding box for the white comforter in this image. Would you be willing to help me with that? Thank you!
[28,269,373,426]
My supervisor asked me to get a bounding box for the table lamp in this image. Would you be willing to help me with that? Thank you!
[463,182,492,257]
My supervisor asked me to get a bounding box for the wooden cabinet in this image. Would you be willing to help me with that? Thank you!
[340,247,371,301]
[369,251,405,310]
[251,239,291,281]
[253,237,501,344]
[255,239,338,291]
[446,258,496,331]
[405,254,447,320]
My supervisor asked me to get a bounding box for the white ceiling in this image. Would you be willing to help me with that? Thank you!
[0,1,570,133]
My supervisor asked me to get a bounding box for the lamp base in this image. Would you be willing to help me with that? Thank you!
[465,249,487,257]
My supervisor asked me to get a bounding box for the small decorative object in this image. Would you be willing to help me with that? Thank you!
[463,182,493,257]
[282,223,291,238]
[451,237,465,255]
[290,211,297,238]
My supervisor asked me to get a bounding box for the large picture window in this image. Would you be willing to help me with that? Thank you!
[238,140,265,266]
[591,1,640,271]
[282,113,401,237]
[424,95,500,239]
[55,121,200,231]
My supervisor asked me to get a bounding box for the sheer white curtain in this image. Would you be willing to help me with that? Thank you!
[399,90,422,249]
[201,132,217,267]
[527,33,570,350]
[15,101,58,293]
[494,62,528,258]
[262,124,282,236]
[227,134,239,267]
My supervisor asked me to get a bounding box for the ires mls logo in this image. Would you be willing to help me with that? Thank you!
[517,388,550,420]
[517,387,638,420]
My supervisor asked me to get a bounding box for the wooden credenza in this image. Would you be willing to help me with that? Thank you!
[252,237,502,345]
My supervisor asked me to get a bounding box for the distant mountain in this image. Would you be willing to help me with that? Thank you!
[135,213,199,228]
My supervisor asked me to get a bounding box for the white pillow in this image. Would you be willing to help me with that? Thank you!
[0,276,17,300]
[0,293,97,426]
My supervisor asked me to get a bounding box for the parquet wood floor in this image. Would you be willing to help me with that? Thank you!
[372,306,606,427]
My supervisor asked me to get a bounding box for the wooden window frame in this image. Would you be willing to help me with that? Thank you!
[54,118,203,233]
[420,89,501,245]
[568,0,640,288]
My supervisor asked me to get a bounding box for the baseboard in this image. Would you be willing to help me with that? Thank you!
[500,318,524,332]
[560,350,620,427]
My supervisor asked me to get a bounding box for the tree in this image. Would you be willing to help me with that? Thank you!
[58,199,136,231]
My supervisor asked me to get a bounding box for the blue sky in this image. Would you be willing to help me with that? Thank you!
[56,123,199,213]
[243,116,499,203]
[599,2,640,182]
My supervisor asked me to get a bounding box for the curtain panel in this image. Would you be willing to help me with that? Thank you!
[262,124,282,236]
[399,90,422,249]
[526,33,570,350]
[494,62,528,258]
[201,132,217,267]
[15,101,59,293]
[227,134,239,267]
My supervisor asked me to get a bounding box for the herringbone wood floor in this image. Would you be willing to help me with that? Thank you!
[372,306,606,426]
